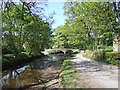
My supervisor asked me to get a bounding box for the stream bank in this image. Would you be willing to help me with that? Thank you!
[1,53,68,89]
[2,53,45,71]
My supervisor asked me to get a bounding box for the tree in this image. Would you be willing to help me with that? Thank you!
[2,1,53,55]
[60,1,119,51]
[53,26,69,48]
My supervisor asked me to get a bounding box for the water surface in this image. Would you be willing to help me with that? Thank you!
[1,54,67,89]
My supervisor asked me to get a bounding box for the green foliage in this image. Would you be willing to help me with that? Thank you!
[2,2,53,56]
[70,51,80,57]
[72,51,81,54]
[53,2,120,50]
[57,50,62,52]
[60,59,77,88]
[47,51,56,54]
[97,46,113,52]
[52,26,71,48]
[56,50,64,54]
[22,20,52,55]
[60,59,86,88]
[58,59,63,64]
[2,53,45,70]
[70,53,75,57]
[83,53,120,66]
[3,54,14,58]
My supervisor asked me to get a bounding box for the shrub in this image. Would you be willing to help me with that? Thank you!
[58,59,63,64]
[3,54,14,58]
[85,50,120,66]
[97,46,113,52]
[2,45,13,54]
[85,50,120,60]
[85,50,96,57]
[106,58,119,66]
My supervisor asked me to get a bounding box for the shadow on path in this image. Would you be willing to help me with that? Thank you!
[70,53,118,88]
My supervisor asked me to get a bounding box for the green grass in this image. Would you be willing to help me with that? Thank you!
[88,46,113,52]
[104,46,113,52]
[47,50,56,54]
[60,59,78,88]
[96,46,113,52]
[70,51,81,57]
[70,53,75,57]
[83,54,120,66]
[60,59,86,88]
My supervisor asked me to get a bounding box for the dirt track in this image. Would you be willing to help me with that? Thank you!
[71,53,118,88]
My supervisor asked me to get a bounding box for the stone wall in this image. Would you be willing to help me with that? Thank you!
[85,50,120,60]
[113,34,120,52]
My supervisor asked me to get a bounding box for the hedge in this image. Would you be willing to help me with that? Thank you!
[85,50,120,60]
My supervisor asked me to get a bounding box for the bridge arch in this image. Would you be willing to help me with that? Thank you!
[53,48,79,54]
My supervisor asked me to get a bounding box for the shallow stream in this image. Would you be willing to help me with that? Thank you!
[1,54,68,89]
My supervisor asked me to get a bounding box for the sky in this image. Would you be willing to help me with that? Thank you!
[44,2,67,29]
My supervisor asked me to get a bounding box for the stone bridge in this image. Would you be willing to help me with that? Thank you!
[46,48,79,54]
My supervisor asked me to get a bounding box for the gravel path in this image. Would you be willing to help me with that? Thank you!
[71,53,118,88]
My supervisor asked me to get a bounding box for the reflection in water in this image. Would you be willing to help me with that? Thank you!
[1,54,66,89]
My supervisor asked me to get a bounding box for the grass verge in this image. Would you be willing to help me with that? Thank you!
[83,54,120,66]
[70,51,81,57]
[60,59,86,88]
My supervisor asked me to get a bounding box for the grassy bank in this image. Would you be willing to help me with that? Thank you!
[70,51,81,57]
[60,59,87,88]
[88,46,113,52]
[2,53,45,71]
[83,54,120,66]
[97,46,113,52]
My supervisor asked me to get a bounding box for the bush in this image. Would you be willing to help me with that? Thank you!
[106,58,120,66]
[84,51,120,66]
[104,46,113,52]
[87,44,94,51]
[2,45,13,54]
[58,59,63,64]
[3,54,14,58]
[97,46,113,52]
[85,50,120,60]
[2,53,30,70]
[21,52,29,55]
[97,52,106,60]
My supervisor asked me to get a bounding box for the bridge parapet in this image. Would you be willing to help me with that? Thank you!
[46,48,79,54]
